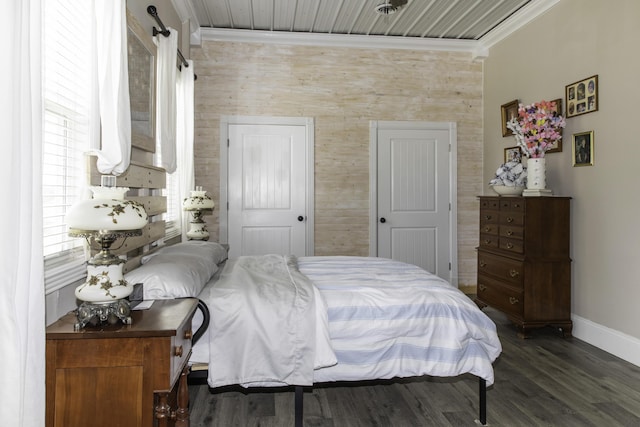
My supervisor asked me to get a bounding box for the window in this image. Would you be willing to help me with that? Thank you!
[164,171,181,240]
[42,0,93,293]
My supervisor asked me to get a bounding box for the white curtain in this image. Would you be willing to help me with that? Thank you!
[176,60,196,241]
[155,28,178,173]
[90,0,131,176]
[0,0,46,425]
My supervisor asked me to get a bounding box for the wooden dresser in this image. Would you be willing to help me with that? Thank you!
[46,298,197,427]
[476,196,572,338]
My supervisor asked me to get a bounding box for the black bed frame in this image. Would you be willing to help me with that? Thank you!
[191,300,489,426]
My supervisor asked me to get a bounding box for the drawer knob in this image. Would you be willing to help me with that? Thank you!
[484,215,492,220]
[174,345,183,357]
[509,297,519,305]
[484,227,492,232]
[479,260,486,268]
[509,269,520,278]
[506,230,513,236]
[478,284,487,291]
[483,239,492,245]
[507,217,514,223]
[506,243,514,249]
[184,330,193,340]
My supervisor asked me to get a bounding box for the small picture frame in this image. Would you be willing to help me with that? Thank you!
[546,98,563,154]
[565,75,598,118]
[504,146,522,163]
[501,99,519,137]
[572,131,594,166]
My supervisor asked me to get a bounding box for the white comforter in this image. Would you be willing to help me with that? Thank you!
[199,255,502,388]
[299,256,502,385]
[205,255,336,387]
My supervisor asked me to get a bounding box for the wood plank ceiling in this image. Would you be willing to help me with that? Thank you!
[187,0,535,41]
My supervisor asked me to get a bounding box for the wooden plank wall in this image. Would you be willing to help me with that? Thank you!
[192,42,483,287]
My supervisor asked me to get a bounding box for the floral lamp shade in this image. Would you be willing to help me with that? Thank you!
[65,184,148,330]
[183,187,215,240]
[183,187,215,211]
[66,186,148,231]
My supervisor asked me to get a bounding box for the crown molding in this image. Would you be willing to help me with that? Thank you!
[200,28,481,54]
[478,0,561,51]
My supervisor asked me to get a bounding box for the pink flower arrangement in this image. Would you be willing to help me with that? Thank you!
[506,100,566,158]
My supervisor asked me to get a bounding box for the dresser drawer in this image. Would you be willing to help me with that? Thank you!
[477,274,523,318]
[477,251,524,286]
[479,233,499,249]
[480,209,499,227]
[500,211,524,227]
[500,198,525,212]
[499,237,524,254]
[480,198,500,210]
[500,224,523,240]
[480,221,499,236]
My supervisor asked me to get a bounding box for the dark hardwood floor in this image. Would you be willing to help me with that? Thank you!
[188,307,640,426]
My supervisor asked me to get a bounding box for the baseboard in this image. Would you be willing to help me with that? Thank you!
[572,314,640,367]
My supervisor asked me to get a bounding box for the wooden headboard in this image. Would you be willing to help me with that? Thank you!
[88,156,167,273]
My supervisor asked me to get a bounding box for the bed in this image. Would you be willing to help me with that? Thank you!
[125,241,502,426]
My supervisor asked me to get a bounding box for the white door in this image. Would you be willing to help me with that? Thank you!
[223,118,314,258]
[370,121,457,284]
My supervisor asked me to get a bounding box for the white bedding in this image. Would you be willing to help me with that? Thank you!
[299,256,502,385]
[191,255,502,388]
[200,255,336,388]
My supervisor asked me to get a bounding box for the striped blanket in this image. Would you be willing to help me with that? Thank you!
[299,256,502,385]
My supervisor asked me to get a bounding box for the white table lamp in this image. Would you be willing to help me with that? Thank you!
[66,176,148,329]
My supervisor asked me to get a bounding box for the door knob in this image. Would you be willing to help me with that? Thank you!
[298,216,304,222]
[380,217,386,223]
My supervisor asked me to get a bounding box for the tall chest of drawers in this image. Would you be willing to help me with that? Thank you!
[476,196,572,338]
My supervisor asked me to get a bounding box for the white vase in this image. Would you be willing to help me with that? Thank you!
[527,158,546,190]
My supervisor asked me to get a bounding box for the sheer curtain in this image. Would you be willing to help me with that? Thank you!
[176,60,196,241]
[0,0,46,425]
[155,28,178,173]
[90,0,131,175]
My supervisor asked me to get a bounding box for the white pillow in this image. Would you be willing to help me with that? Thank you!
[141,241,228,265]
[126,241,228,299]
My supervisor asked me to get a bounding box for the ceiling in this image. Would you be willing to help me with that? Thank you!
[176,0,559,56]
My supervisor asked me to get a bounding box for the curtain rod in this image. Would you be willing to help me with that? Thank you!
[147,5,197,80]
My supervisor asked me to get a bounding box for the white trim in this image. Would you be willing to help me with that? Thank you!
[219,115,315,256]
[369,120,458,287]
[201,28,480,53]
[449,122,459,287]
[572,314,640,368]
[477,0,561,51]
[170,0,200,38]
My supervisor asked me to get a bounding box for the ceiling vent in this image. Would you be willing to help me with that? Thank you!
[375,0,408,15]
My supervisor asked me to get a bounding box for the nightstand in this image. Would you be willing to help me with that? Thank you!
[46,298,198,427]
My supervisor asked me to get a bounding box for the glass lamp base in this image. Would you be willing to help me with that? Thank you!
[186,220,210,241]
[74,299,132,331]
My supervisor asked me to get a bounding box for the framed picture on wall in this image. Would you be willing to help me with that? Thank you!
[572,131,594,166]
[546,98,564,153]
[565,75,598,118]
[501,99,519,137]
[504,146,522,163]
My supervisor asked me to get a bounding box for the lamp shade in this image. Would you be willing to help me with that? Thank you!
[66,186,148,231]
[183,189,215,211]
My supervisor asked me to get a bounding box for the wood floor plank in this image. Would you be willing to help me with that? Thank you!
[189,307,640,426]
